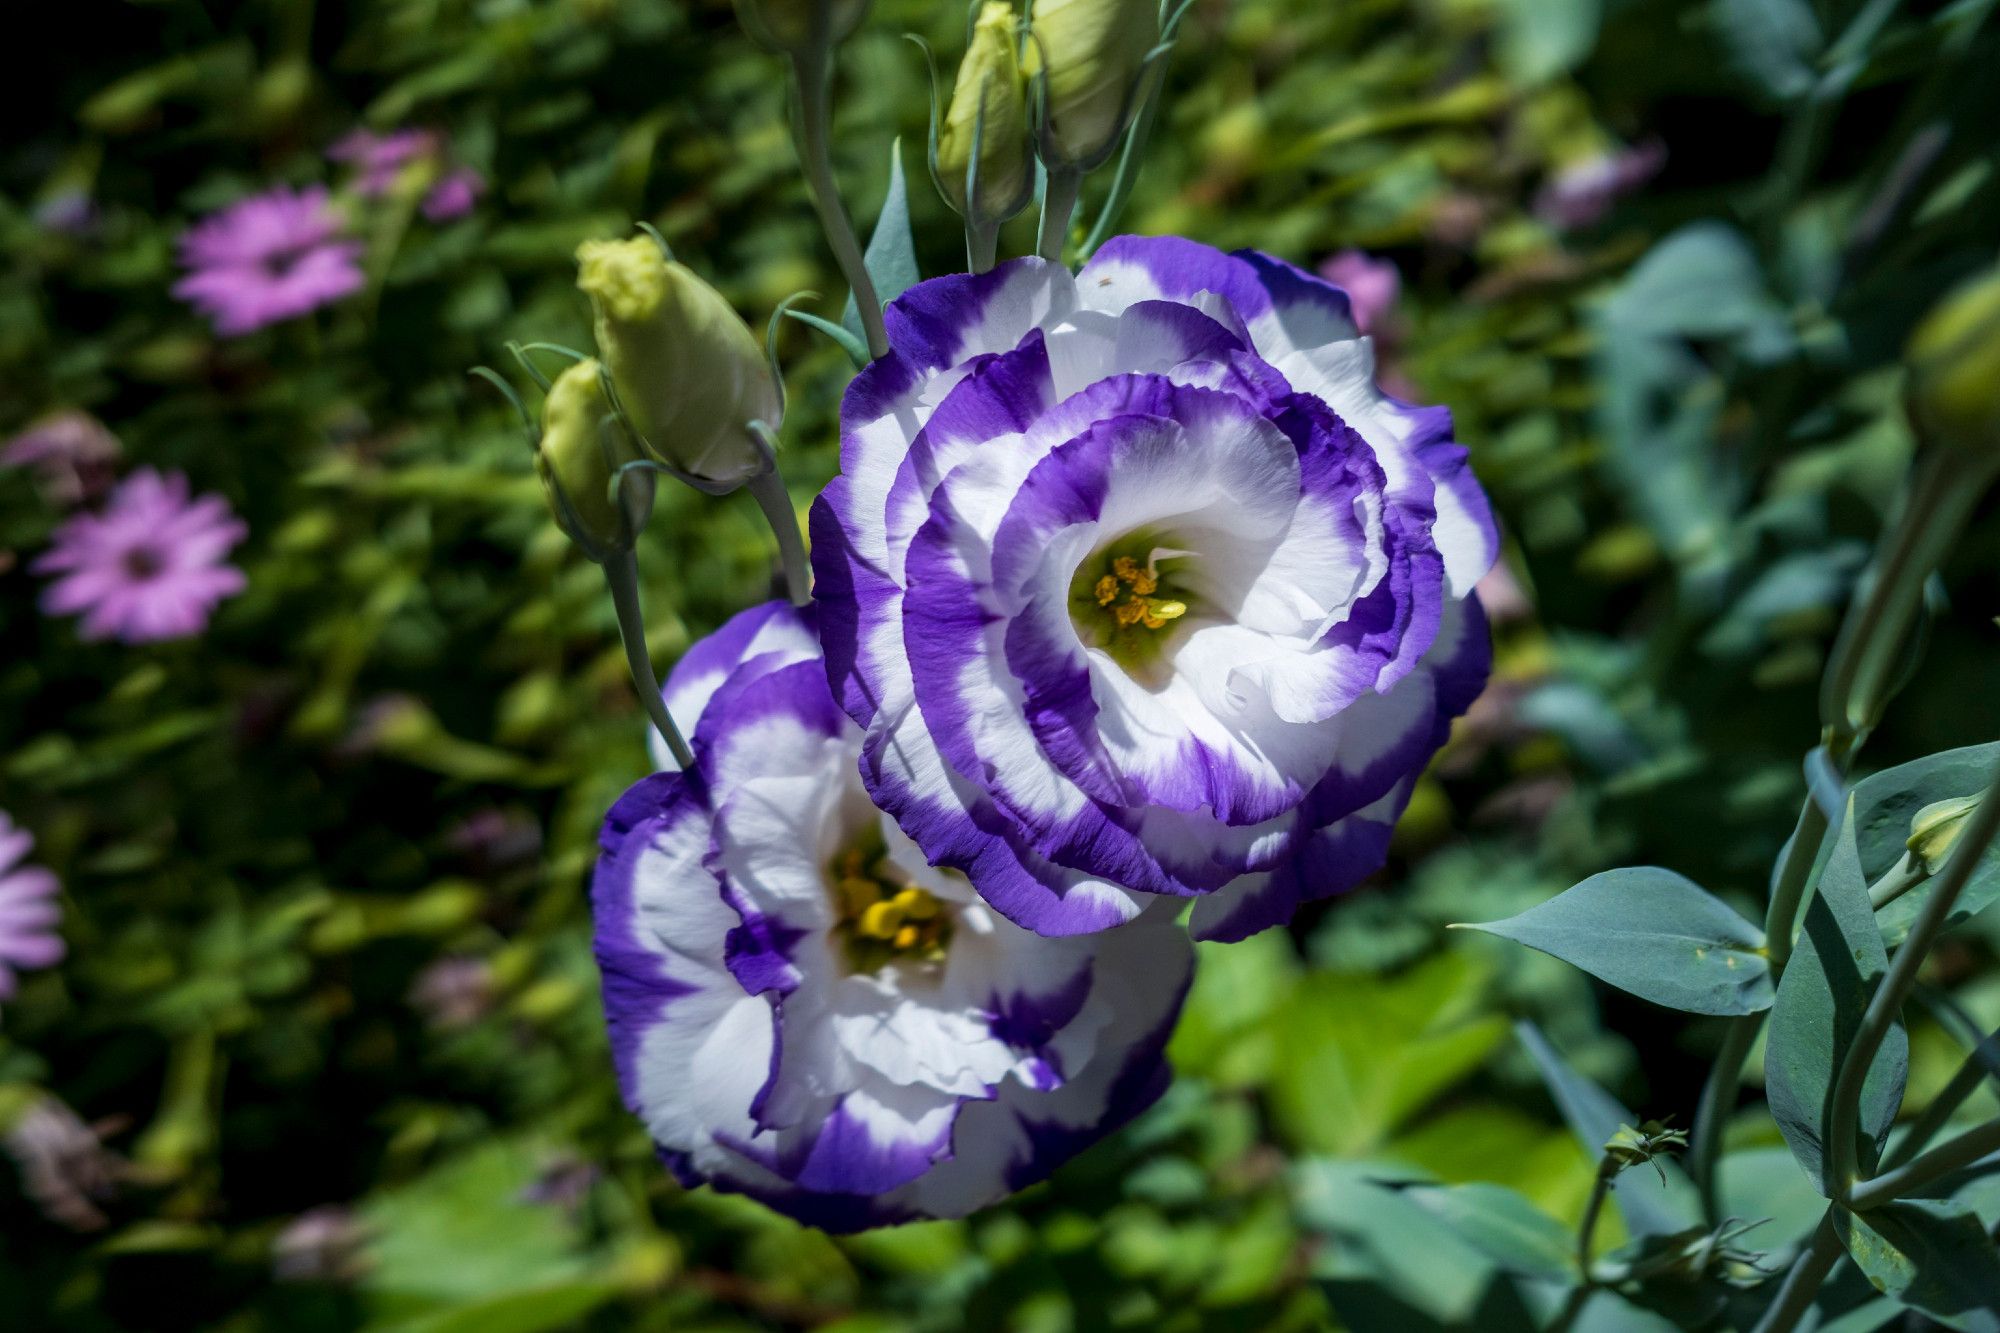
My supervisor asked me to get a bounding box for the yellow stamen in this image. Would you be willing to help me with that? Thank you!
[1094,574,1120,606]
[893,925,921,950]
[858,900,905,939]
[892,887,940,920]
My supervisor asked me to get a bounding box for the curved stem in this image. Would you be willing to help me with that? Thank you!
[1851,1117,2000,1210]
[1766,796,1832,976]
[603,550,695,770]
[1867,852,1930,910]
[1878,1022,2000,1172]
[1826,760,2000,1201]
[1749,1209,1842,1333]
[789,52,888,360]
[1037,167,1081,263]
[1575,1160,1615,1278]
[747,469,811,607]
[1691,1014,1763,1224]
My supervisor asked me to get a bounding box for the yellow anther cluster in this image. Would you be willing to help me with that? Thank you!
[830,845,951,966]
[1093,555,1188,630]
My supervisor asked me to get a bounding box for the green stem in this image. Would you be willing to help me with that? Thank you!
[789,51,887,360]
[1691,1014,1763,1224]
[1037,167,1081,263]
[1575,1160,1615,1278]
[1851,1117,2000,1211]
[1826,761,2000,1201]
[1867,852,1930,910]
[1766,796,1832,976]
[1820,450,1986,739]
[967,220,999,275]
[747,469,811,607]
[1078,64,1167,257]
[603,550,695,770]
[1878,1023,2000,1172]
[1749,1209,1843,1333]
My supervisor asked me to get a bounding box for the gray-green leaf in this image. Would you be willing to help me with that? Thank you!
[1850,742,2000,946]
[1833,1200,2000,1332]
[841,138,920,341]
[1463,867,1772,1015]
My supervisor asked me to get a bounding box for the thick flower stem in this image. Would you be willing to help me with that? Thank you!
[967,220,1000,275]
[747,469,811,607]
[1867,852,1931,909]
[1038,167,1082,263]
[788,52,888,361]
[1749,1209,1843,1333]
[1878,1021,1999,1171]
[1825,759,2000,1202]
[603,550,696,770]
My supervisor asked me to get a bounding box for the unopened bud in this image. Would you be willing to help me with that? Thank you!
[732,0,869,57]
[1023,0,1157,170]
[1906,267,2000,464]
[575,238,780,490]
[938,4,1034,224]
[1908,794,1981,875]
[536,357,653,560]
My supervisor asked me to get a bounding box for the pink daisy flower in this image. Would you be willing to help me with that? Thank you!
[173,185,365,336]
[35,468,247,644]
[0,812,63,1009]
[421,167,485,222]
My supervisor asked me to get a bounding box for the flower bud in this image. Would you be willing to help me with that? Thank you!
[938,4,1034,224]
[1906,266,2000,463]
[732,0,869,57]
[575,237,780,490]
[1907,794,1981,875]
[1023,0,1158,169]
[536,357,653,560]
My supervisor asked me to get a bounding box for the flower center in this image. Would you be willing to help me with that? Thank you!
[826,825,952,973]
[1068,531,1196,684]
[121,546,164,580]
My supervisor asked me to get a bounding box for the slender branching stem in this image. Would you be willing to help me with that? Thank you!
[789,51,888,360]
[603,550,695,770]
[1851,1116,2000,1210]
[1826,761,2000,1201]
[1878,1023,2000,1172]
[747,470,811,607]
[1575,1160,1616,1280]
[1749,1209,1843,1333]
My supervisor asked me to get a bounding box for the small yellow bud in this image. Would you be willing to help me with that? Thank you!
[732,0,870,56]
[536,357,652,559]
[1906,266,2000,463]
[1023,0,1157,169]
[938,4,1034,224]
[1908,794,1981,875]
[575,237,781,490]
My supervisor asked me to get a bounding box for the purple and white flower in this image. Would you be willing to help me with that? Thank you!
[595,602,1191,1230]
[173,185,364,336]
[35,468,247,644]
[0,812,64,1010]
[811,236,1496,942]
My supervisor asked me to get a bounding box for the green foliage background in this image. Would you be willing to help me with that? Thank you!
[3,0,1997,1328]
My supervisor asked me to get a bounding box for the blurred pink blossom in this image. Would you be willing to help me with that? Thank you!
[2,410,121,507]
[1317,248,1402,335]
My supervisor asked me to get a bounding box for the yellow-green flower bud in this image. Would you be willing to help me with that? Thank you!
[938,4,1034,224]
[732,0,870,56]
[1906,266,2000,463]
[1023,0,1158,169]
[536,357,653,560]
[1907,794,1981,876]
[575,238,780,490]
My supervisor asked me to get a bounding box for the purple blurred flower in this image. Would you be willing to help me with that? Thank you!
[173,185,364,336]
[446,808,542,876]
[34,191,98,238]
[3,1095,125,1232]
[408,955,496,1030]
[1535,142,1667,231]
[421,167,484,222]
[328,128,440,198]
[35,468,247,643]
[2,410,121,507]
[0,813,63,1009]
[1317,249,1401,335]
